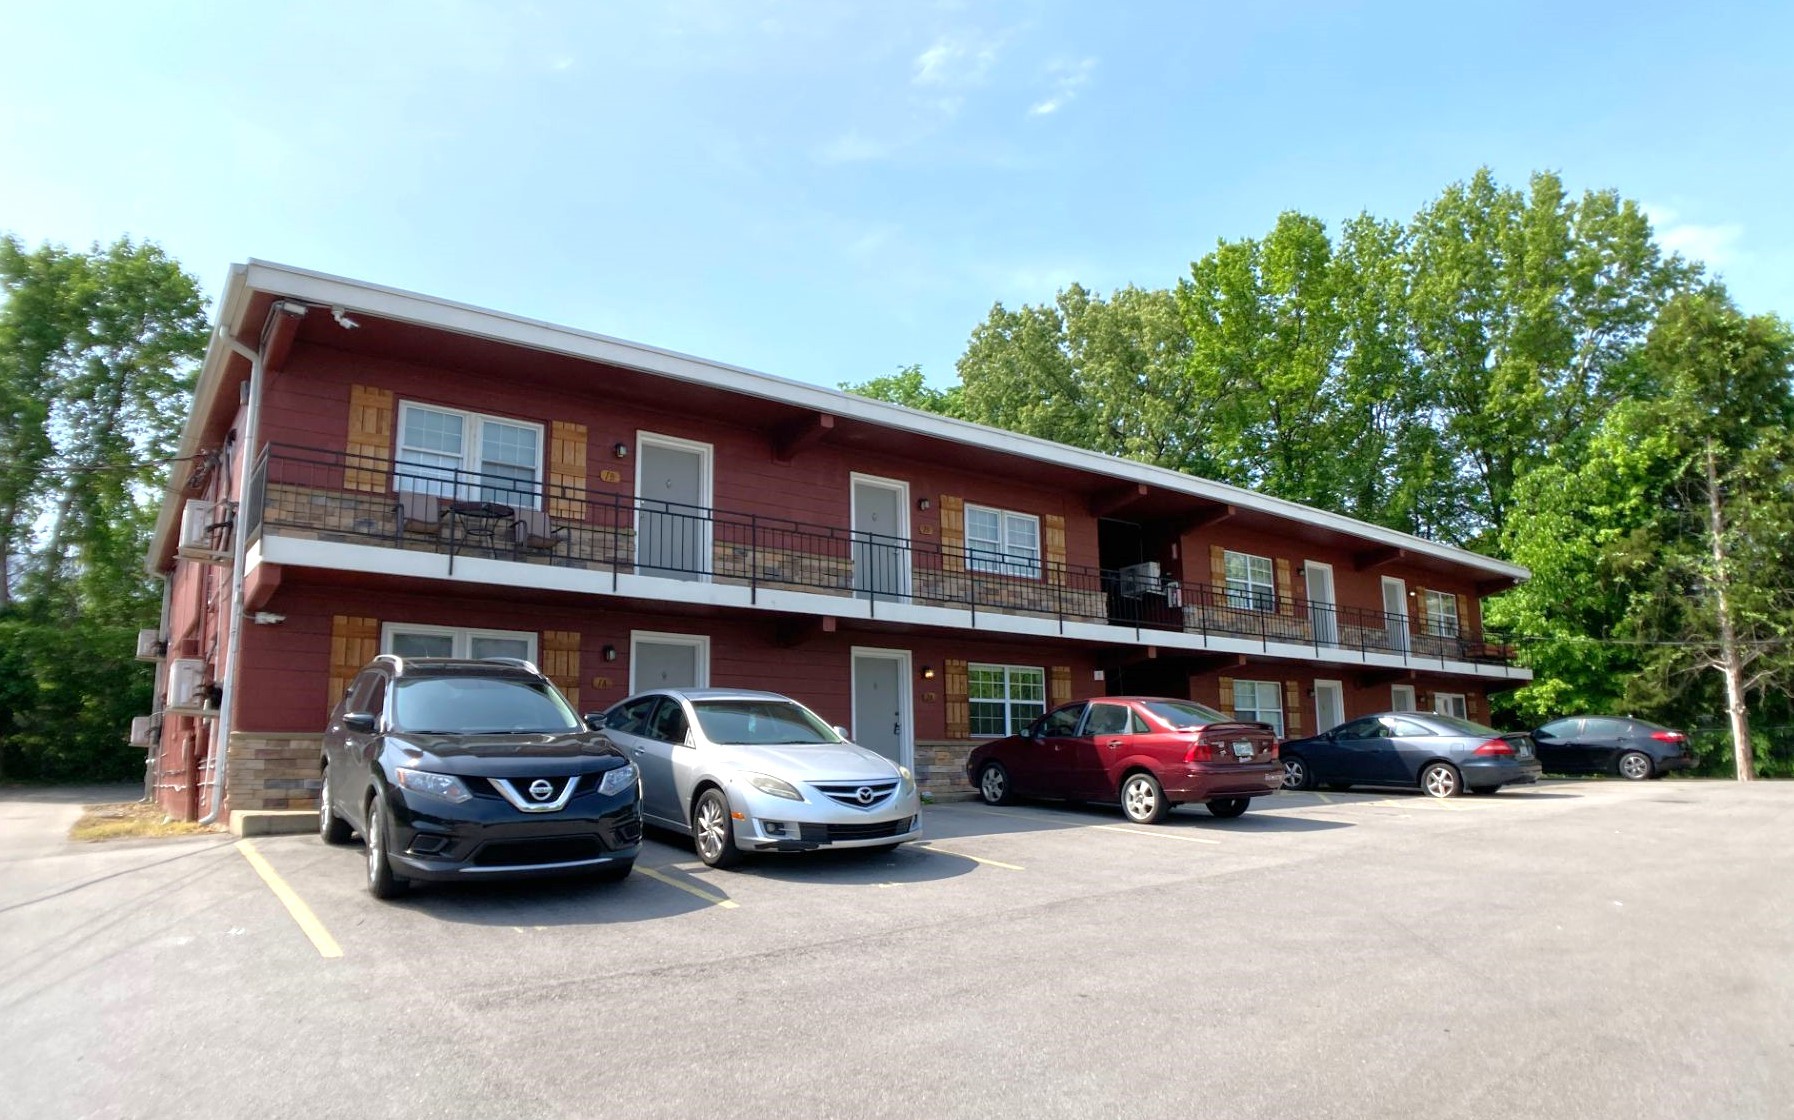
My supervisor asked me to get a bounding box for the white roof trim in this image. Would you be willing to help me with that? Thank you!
[152,259,1527,582]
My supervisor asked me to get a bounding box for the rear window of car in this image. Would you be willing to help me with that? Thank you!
[1139,699,1230,729]
[392,676,580,734]
[691,700,840,745]
[1425,714,1501,737]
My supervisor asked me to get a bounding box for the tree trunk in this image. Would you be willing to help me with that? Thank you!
[1705,443,1755,781]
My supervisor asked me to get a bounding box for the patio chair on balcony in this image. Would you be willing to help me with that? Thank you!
[393,491,443,545]
[512,507,569,562]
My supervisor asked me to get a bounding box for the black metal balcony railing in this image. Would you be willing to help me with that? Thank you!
[244,444,1518,669]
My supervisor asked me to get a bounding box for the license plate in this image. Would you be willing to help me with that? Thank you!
[1231,741,1256,760]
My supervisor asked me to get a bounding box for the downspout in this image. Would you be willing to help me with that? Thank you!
[198,300,306,825]
[145,571,172,804]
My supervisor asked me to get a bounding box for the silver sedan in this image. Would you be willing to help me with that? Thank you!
[595,688,923,868]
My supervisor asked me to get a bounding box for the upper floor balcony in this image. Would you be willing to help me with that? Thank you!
[242,444,1526,677]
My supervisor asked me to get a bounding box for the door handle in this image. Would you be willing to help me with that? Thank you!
[1106,739,1124,749]
[893,722,901,736]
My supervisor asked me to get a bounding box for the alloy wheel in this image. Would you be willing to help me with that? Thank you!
[695,794,728,863]
[366,800,384,887]
[1122,775,1159,822]
[980,765,1007,804]
[1421,763,1459,798]
[1618,752,1652,781]
[1282,758,1306,790]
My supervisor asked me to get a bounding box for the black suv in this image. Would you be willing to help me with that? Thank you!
[319,655,642,898]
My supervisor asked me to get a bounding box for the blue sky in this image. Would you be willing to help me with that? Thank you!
[2,1,1789,389]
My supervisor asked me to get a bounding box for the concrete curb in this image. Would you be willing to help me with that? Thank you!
[229,810,315,837]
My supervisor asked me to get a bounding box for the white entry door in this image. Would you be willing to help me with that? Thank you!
[1381,576,1410,655]
[1305,561,1338,646]
[636,435,711,581]
[851,474,910,602]
[630,632,710,692]
[1313,679,1345,733]
[851,648,911,771]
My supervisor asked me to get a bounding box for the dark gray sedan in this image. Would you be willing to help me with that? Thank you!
[1279,711,1542,798]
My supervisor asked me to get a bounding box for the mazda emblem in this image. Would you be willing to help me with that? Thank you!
[528,779,555,801]
[855,786,875,805]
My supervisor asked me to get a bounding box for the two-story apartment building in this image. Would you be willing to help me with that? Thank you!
[141,261,1529,820]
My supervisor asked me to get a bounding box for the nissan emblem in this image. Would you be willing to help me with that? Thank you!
[528,779,555,801]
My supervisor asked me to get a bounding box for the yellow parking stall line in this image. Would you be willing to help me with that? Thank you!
[918,843,1024,871]
[234,840,343,959]
[1093,825,1222,845]
[636,865,740,909]
[1313,792,1335,804]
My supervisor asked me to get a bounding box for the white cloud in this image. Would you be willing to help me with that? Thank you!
[1029,57,1096,116]
[1645,203,1744,269]
[912,34,1000,87]
[816,131,894,165]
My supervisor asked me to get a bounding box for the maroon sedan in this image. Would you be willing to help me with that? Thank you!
[965,697,1283,824]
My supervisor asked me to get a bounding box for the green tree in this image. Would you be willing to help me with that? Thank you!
[0,235,207,780]
[840,364,964,417]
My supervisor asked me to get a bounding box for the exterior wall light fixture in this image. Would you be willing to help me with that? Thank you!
[613,442,629,459]
[602,644,618,661]
[920,665,936,680]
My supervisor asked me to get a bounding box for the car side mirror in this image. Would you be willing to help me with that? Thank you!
[584,713,604,731]
[342,711,377,734]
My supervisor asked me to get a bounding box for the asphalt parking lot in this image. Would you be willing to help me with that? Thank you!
[2,779,1790,1119]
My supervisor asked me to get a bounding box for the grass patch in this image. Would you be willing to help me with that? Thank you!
[69,801,220,842]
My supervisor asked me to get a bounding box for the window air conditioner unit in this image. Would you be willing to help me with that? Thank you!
[166,658,209,711]
[177,499,232,562]
[135,628,166,662]
[129,716,160,748]
[1118,561,1162,598]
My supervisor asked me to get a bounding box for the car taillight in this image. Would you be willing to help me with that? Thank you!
[1185,738,1214,763]
[1473,738,1514,757]
[1650,730,1685,742]
[1268,742,1279,760]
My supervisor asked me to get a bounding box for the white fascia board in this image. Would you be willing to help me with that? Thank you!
[210,260,1526,584]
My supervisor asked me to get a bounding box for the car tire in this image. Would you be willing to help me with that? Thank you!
[1419,762,1462,799]
[1281,755,1313,791]
[1617,751,1653,781]
[1206,798,1249,819]
[978,762,1014,806]
[1469,785,1500,795]
[365,792,407,900]
[318,764,352,845]
[1119,772,1169,824]
[589,859,634,883]
[692,788,742,869]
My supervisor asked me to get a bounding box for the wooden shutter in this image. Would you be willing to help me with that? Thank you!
[1218,676,1235,713]
[1467,694,1484,722]
[940,496,966,573]
[1043,514,1067,587]
[1284,680,1302,734]
[944,658,969,739]
[1209,544,1227,589]
[328,615,379,708]
[1414,588,1430,634]
[345,386,394,493]
[1275,558,1294,616]
[1455,594,1468,637]
[541,630,581,710]
[1049,665,1072,705]
[548,421,588,520]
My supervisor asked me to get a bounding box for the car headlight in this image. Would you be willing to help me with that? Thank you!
[745,773,804,801]
[898,765,916,793]
[394,767,472,804]
[597,763,637,798]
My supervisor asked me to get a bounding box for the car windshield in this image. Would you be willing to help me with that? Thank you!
[1138,698,1229,729]
[392,676,580,734]
[691,699,840,745]
[1425,714,1502,737]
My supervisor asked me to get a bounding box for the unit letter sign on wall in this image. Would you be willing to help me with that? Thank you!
[599,469,622,484]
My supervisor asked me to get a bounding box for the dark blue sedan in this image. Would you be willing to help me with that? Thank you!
[1279,712,1542,798]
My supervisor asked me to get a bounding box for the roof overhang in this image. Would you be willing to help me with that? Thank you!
[147,259,1530,586]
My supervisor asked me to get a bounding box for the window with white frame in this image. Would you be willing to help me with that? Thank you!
[1231,679,1284,736]
[1224,550,1276,611]
[1433,692,1468,719]
[968,664,1046,736]
[1423,590,1460,637]
[395,402,543,508]
[382,623,536,663]
[965,505,1041,578]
